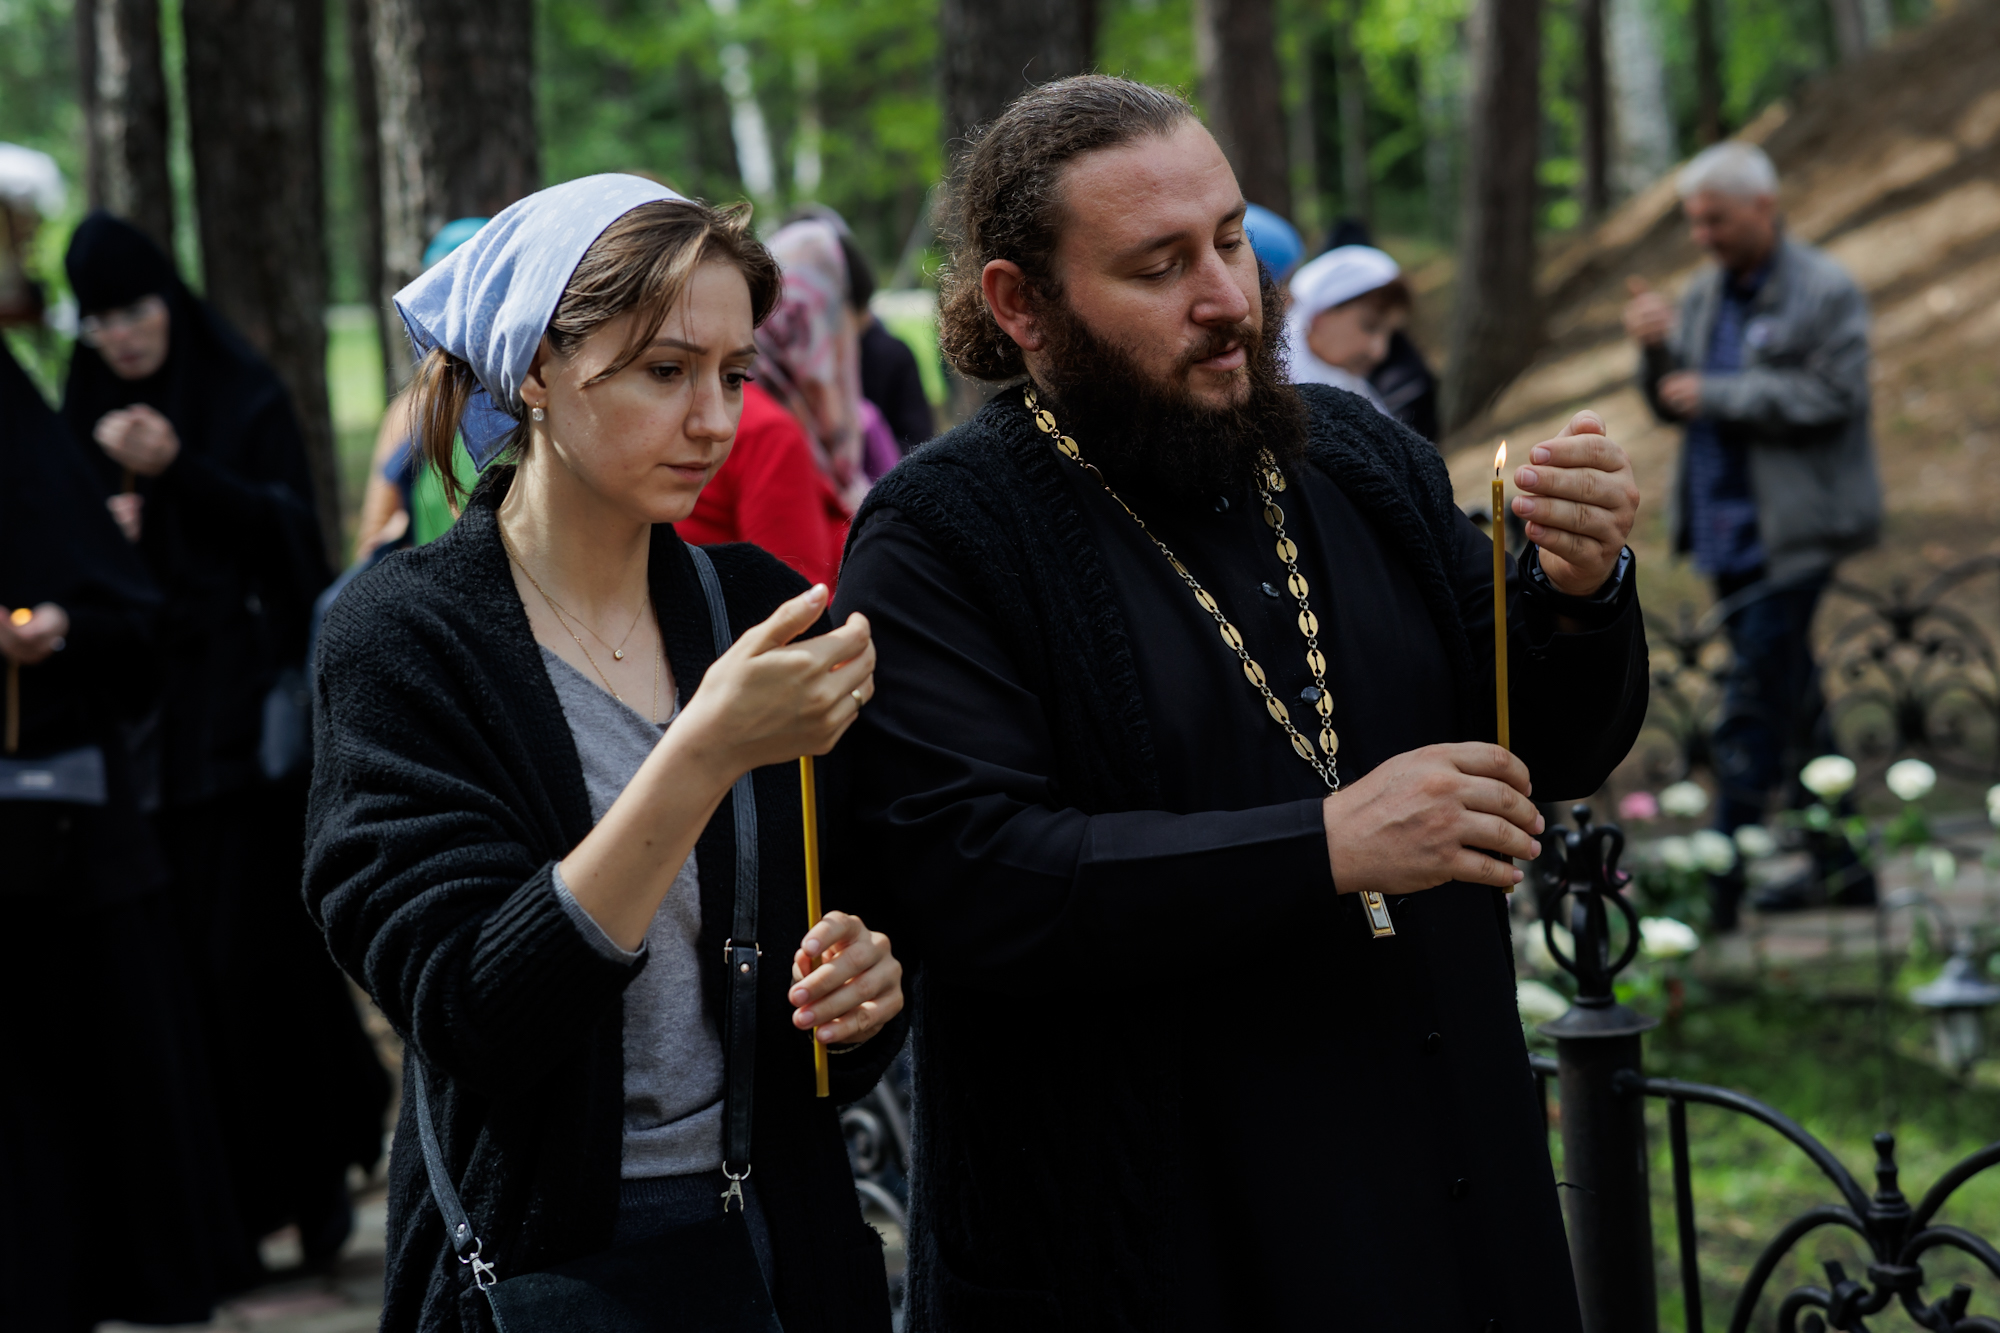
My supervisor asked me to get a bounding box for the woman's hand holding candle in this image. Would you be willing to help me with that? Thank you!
[1508,410,1640,598]
[0,603,68,665]
[790,911,904,1048]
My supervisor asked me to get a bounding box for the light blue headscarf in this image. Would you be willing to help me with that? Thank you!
[393,173,685,465]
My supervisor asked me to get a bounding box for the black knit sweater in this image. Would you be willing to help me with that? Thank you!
[305,471,899,1333]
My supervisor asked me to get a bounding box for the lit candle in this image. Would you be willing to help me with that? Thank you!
[4,605,29,755]
[798,755,831,1098]
[1492,443,1510,753]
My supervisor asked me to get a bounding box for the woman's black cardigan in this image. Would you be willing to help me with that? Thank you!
[304,471,901,1333]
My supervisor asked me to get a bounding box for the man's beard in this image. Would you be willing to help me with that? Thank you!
[1028,279,1307,504]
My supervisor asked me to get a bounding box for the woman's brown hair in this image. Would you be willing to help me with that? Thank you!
[408,197,782,506]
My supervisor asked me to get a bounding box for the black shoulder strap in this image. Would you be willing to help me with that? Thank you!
[410,544,764,1278]
[688,545,762,1179]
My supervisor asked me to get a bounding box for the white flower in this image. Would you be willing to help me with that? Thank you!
[1886,758,1937,803]
[1654,836,1695,871]
[1988,783,2000,829]
[1800,754,1858,802]
[1640,916,1700,959]
[1922,846,1958,891]
[1690,829,1738,874]
[1734,824,1779,860]
[1517,979,1570,1025]
[1659,781,1710,818]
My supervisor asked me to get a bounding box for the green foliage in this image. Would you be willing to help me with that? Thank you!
[1097,0,1198,94]
[537,0,941,275]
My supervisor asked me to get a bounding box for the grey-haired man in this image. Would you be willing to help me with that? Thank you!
[1624,142,1882,926]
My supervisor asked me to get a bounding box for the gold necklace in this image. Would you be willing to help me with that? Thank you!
[528,569,647,660]
[502,532,663,722]
[1025,386,1395,938]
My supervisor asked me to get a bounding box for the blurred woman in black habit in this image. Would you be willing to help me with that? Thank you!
[61,212,389,1270]
[0,339,248,1329]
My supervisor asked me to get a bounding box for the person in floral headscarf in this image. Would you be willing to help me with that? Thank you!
[679,218,866,587]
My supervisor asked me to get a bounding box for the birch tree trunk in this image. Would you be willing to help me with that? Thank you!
[1609,0,1676,196]
[372,0,537,385]
[1444,0,1542,429]
[939,0,1093,144]
[76,0,176,253]
[182,0,343,566]
[1193,0,1293,218]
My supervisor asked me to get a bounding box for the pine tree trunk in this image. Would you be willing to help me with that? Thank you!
[343,0,396,394]
[1444,0,1542,430]
[76,0,176,252]
[1286,23,1321,241]
[1609,0,1676,195]
[1333,7,1370,229]
[1691,0,1724,144]
[939,0,1093,144]
[182,0,343,567]
[371,0,538,384]
[1578,0,1611,221]
[1193,0,1293,218]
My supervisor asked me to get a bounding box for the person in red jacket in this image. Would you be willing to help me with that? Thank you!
[676,378,848,588]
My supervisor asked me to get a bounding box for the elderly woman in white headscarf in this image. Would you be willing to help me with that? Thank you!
[1284,244,1410,417]
[305,176,905,1333]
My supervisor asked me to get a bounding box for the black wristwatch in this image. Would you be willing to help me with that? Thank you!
[1521,544,1634,623]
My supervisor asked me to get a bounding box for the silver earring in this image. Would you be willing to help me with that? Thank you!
[530,406,545,422]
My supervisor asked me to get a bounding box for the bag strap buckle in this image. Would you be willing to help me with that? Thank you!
[458,1237,499,1291]
[720,1162,752,1214]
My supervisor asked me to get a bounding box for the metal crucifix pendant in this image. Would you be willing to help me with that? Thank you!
[1361,890,1396,938]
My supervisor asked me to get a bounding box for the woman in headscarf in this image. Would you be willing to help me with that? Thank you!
[1283,244,1412,418]
[307,177,905,1332]
[1,340,249,1329]
[62,212,389,1271]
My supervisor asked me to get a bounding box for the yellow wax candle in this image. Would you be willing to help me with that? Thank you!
[798,755,831,1098]
[1492,443,1510,755]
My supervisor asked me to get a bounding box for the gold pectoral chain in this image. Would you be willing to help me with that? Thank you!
[1024,388,1395,938]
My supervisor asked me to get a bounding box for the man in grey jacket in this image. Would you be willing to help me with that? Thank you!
[1625,141,1883,926]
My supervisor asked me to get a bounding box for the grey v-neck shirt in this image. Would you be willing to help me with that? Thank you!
[542,647,726,1179]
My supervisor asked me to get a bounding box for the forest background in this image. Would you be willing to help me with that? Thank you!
[0,0,1943,554]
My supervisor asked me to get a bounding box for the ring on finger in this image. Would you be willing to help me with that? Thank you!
[851,688,866,706]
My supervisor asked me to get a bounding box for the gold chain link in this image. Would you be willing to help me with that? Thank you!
[1025,386,1341,792]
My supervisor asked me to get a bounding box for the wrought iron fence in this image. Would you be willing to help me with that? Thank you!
[844,1052,912,1325]
[1630,555,2000,795]
[1533,802,2000,1332]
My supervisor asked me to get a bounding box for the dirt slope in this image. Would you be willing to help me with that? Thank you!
[1439,0,2000,611]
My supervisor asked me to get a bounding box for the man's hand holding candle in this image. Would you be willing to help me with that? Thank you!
[1509,410,1640,598]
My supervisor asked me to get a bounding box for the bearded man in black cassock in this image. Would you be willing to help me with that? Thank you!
[834,77,1648,1333]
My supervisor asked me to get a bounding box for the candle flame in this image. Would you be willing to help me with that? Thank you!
[1494,441,1507,474]
[8,608,30,626]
